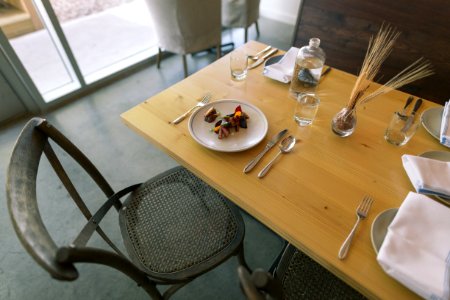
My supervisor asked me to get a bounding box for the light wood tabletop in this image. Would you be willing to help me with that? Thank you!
[121,41,447,299]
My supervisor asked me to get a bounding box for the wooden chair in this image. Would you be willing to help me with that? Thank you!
[6,117,248,299]
[238,244,366,299]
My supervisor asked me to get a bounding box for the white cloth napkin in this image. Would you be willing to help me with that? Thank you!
[262,47,298,83]
[402,154,450,198]
[377,192,450,300]
[440,101,450,147]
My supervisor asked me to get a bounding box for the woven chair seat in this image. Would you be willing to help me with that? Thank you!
[280,249,366,300]
[120,167,241,280]
[238,244,366,299]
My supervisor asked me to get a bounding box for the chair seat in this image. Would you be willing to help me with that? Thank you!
[120,166,243,281]
[279,248,366,299]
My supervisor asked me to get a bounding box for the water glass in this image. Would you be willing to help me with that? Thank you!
[230,49,248,81]
[294,93,320,126]
[384,112,420,146]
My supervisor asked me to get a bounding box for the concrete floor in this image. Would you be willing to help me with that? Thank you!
[0,18,294,299]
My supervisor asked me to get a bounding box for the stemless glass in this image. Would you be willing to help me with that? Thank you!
[384,112,420,146]
[230,49,248,81]
[294,93,320,126]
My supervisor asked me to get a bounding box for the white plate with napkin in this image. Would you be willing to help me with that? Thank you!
[376,192,450,300]
[440,101,450,147]
[263,47,298,83]
[402,154,450,200]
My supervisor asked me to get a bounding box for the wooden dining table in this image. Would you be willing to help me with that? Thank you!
[121,41,446,299]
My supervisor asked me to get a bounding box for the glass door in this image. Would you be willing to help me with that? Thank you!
[1,0,80,103]
[0,0,157,106]
[48,0,157,84]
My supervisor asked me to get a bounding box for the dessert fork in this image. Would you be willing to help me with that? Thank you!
[172,93,211,124]
[338,195,374,259]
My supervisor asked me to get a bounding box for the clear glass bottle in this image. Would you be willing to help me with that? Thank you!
[289,38,326,98]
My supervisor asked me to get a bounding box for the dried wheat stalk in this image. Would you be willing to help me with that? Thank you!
[347,24,434,109]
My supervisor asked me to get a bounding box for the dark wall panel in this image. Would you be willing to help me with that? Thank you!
[293,0,450,104]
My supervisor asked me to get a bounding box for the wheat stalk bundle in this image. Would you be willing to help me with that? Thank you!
[347,24,434,110]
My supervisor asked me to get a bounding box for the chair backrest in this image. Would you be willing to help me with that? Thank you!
[144,0,221,54]
[6,118,155,294]
[222,0,260,28]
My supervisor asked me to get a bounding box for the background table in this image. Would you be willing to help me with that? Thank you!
[121,41,446,299]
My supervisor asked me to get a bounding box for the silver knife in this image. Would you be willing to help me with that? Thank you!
[400,96,414,116]
[243,129,288,173]
[248,48,278,69]
[402,98,422,132]
[250,45,272,59]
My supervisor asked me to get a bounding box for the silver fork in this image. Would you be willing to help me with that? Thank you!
[338,195,374,259]
[171,93,211,124]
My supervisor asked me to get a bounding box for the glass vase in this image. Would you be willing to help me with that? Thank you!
[331,107,357,137]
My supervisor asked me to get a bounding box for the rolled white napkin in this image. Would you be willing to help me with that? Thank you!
[402,154,450,198]
[377,192,450,300]
[440,101,450,147]
[263,47,298,83]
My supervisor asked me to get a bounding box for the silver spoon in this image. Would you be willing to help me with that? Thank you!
[258,136,296,178]
[247,45,272,61]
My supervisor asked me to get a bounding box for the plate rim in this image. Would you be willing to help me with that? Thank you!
[419,150,450,161]
[370,207,399,254]
[188,99,268,152]
[421,106,443,140]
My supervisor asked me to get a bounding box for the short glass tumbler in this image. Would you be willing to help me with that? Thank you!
[384,112,420,146]
[294,93,320,126]
[230,49,248,81]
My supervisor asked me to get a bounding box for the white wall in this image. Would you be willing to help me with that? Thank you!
[260,0,302,25]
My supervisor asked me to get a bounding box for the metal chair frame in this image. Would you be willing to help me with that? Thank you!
[7,117,248,299]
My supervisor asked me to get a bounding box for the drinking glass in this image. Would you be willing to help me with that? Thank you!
[294,93,320,126]
[384,112,420,146]
[230,49,248,81]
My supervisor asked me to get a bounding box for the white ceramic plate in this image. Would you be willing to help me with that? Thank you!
[371,208,398,254]
[419,151,450,202]
[421,107,443,140]
[419,150,450,161]
[188,99,268,152]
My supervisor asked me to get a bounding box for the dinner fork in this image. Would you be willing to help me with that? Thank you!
[172,93,211,124]
[338,195,374,260]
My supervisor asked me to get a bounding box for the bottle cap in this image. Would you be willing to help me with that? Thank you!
[309,38,321,48]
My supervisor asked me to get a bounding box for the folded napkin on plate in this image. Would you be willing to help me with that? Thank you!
[402,154,450,198]
[440,101,450,147]
[263,47,298,83]
[377,192,450,300]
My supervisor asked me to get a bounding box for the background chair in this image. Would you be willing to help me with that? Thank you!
[238,244,366,299]
[222,0,260,43]
[7,117,248,299]
[144,0,222,78]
